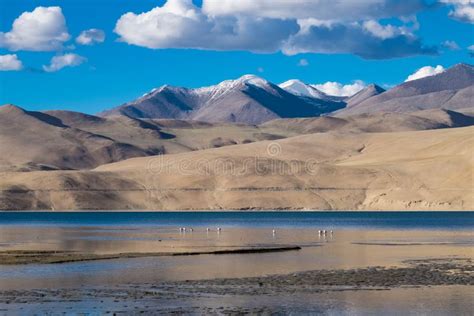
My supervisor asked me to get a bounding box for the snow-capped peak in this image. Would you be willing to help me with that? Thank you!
[140,84,189,99]
[236,74,269,87]
[279,79,326,99]
[193,74,275,102]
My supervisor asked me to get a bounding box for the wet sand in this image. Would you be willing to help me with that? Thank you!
[0,258,472,314]
[0,246,302,265]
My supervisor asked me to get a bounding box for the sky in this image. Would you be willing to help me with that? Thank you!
[0,0,473,114]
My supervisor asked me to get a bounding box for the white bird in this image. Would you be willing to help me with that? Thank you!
[323,230,327,235]
[217,227,222,232]
[206,228,210,232]
[189,228,194,232]
[330,230,333,235]
[318,230,322,235]
[272,229,276,235]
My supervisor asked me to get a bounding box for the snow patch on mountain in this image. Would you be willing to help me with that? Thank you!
[279,79,327,99]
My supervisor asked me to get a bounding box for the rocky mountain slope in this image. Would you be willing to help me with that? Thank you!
[100,75,345,124]
[344,84,385,107]
[100,64,473,123]
[335,63,474,116]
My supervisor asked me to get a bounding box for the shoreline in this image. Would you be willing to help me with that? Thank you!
[0,258,472,313]
[1,209,473,212]
[0,246,303,265]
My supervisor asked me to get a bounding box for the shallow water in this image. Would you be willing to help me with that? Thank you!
[2,286,472,315]
[0,212,473,314]
[2,211,473,229]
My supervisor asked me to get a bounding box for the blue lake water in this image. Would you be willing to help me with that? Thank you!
[1,211,473,229]
[0,212,473,314]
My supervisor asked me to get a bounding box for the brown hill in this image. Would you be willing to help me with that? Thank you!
[262,109,474,134]
[2,104,473,172]
[0,105,148,171]
[0,126,472,211]
[1,105,288,171]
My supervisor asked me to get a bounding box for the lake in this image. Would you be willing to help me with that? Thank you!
[0,211,472,314]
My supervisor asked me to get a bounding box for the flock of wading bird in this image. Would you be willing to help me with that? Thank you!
[178,227,334,237]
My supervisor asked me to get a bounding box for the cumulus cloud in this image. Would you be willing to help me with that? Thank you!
[202,0,428,21]
[114,0,436,59]
[440,0,474,23]
[76,29,105,45]
[0,6,70,51]
[115,0,298,52]
[362,19,418,39]
[42,53,86,72]
[0,54,23,71]
[442,40,461,50]
[312,80,366,97]
[450,5,474,22]
[405,65,445,82]
[283,21,436,59]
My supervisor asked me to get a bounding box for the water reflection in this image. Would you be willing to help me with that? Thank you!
[0,226,472,290]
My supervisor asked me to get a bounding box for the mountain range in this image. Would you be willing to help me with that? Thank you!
[100,63,473,124]
[1,102,472,172]
[100,75,346,124]
[335,63,474,117]
[0,63,473,210]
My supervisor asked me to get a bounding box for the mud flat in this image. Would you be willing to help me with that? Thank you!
[0,246,302,265]
[167,258,474,295]
[0,258,472,314]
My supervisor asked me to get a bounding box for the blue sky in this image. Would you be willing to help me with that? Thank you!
[0,0,473,114]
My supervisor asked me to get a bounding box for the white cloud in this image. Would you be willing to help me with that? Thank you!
[362,19,417,39]
[283,21,435,59]
[363,20,400,39]
[467,44,474,56]
[405,65,445,82]
[202,0,427,21]
[76,29,105,45]
[42,53,86,72]
[0,6,70,51]
[312,80,366,97]
[0,54,23,71]
[450,4,474,22]
[115,0,297,52]
[114,0,436,59]
[298,58,309,66]
[440,0,474,23]
[442,40,461,50]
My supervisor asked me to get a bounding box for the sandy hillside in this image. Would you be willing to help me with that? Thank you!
[0,126,472,211]
[0,105,288,171]
[2,103,472,172]
[262,108,474,134]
